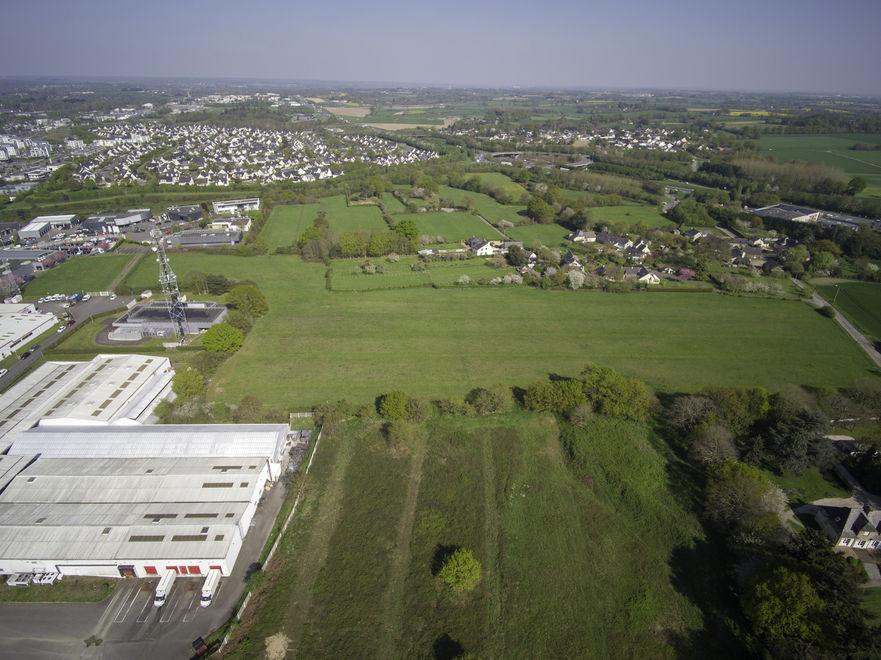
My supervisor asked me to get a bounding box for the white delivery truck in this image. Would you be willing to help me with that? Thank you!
[200,569,221,607]
[153,569,177,607]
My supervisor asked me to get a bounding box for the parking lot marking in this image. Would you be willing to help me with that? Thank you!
[158,589,180,624]
[112,583,141,623]
[99,582,131,624]
[181,591,199,623]
[135,593,154,623]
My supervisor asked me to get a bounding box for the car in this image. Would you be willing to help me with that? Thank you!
[57,325,66,333]
[20,351,32,360]
[109,294,117,300]
[31,344,40,351]
[61,303,70,308]
[82,294,91,301]
[0,369,7,378]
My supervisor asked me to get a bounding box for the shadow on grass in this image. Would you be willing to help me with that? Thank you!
[668,539,753,659]
[432,633,465,660]
[430,544,459,577]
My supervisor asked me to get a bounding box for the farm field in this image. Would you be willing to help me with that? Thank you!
[591,203,674,229]
[505,222,570,247]
[439,186,526,225]
[224,412,725,660]
[262,204,318,250]
[758,133,881,201]
[396,211,499,241]
[21,254,134,297]
[381,192,406,213]
[814,279,881,342]
[315,195,387,233]
[469,172,529,200]
[202,254,876,408]
[330,257,430,291]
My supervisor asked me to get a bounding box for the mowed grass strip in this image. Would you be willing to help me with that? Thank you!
[397,211,498,241]
[206,258,875,408]
[816,280,881,342]
[22,254,134,297]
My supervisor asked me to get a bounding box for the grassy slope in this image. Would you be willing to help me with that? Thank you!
[227,413,710,659]
[21,254,133,297]
[815,280,881,342]
[197,253,874,408]
[439,186,526,225]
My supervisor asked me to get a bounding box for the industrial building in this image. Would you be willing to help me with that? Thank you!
[212,198,260,215]
[0,423,289,578]
[167,229,242,249]
[108,301,228,342]
[30,214,78,229]
[0,354,172,452]
[18,220,51,241]
[753,204,821,223]
[166,204,203,223]
[0,303,57,360]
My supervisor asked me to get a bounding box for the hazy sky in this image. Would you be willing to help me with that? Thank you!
[3,0,880,94]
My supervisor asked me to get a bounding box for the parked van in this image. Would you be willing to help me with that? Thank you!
[153,569,176,607]
[200,569,221,607]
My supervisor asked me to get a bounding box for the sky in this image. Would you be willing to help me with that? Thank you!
[3,0,881,94]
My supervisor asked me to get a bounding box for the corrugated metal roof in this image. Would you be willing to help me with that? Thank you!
[9,423,287,461]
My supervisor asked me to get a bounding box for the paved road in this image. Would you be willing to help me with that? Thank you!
[0,479,289,659]
[791,278,881,370]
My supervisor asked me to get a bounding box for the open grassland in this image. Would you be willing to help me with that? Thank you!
[316,195,387,233]
[330,257,510,292]
[758,133,881,200]
[261,204,318,250]
[504,222,570,247]
[224,413,720,659]
[397,211,498,241]
[469,173,529,199]
[198,255,876,408]
[591,203,674,229]
[439,185,526,225]
[815,280,881,342]
[21,254,134,297]
[381,192,406,213]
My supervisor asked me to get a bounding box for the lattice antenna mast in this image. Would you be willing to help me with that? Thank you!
[151,229,187,343]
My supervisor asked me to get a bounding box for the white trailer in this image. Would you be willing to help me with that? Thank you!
[153,569,176,607]
[200,568,221,607]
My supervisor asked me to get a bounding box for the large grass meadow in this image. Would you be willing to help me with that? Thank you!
[225,412,730,659]
[758,133,881,201]
[158,248,877,408]
[592,203,675,229]
[815,279,881,342]
[21,254,134,297]
[395,211,499,241]
[439,186,526,225]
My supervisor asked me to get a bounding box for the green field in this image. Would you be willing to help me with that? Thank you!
[262,204,318,250]
[225,412,723,659]
[396,211,499,241]
[316,195,387,233]
[505,222,570,247]
[331,258,430,291]
[758,133,881,201]
[591,204,674,229]
[469,172,529,200]
[21,254,135,297]
[439,186,526,225]
[183,254,878,409]
[381,192,406,213]
[815,280,881,342]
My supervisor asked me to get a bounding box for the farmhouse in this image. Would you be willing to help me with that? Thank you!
[566,230,596,243]
[465,237,494,256]
[813,504,881,550]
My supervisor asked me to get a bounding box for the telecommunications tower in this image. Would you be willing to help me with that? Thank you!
[151,229,188,343]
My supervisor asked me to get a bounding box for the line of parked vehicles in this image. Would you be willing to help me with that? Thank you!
[37,293,91,305]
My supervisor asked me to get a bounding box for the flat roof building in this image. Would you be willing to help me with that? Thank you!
[19,220,51,241]
[31,214,77,228]
[753,204,821,223]
[0,354,172,452]
[167,229,242,249]
[212,198,260,215]
[0,304,57,360]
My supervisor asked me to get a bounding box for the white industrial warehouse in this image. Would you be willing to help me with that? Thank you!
[0,303,58,359]
[0,354,293,580]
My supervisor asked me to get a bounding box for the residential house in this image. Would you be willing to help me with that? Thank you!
[561,251,583,270]
[623,266,661,284]
[464,237,494,256]
[814,504,881,550]
[566,230,596,243]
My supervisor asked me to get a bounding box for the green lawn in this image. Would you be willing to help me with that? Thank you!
[505,222,570,247]
[224,412,714,659]
[425,260,512,286]
[382,192,406,213]
[0,577,115,603]
[815,280,881,342]
[262,204,319,250]
[330,258,430,291]
[202,254,875,408]
[764,467,851,506]
[591,204,674,230]
[396,211,499,241]
[758,134,881,201]
[863,589,881,623]
[468,173,529,200]
[21,254,135,297]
